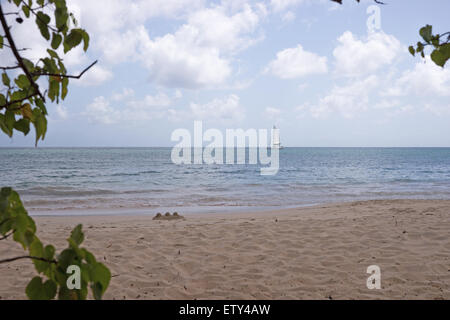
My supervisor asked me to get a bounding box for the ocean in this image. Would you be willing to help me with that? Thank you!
[1,147,450,215]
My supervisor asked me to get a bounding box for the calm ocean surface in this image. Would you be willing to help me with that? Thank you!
[1,147,449,215]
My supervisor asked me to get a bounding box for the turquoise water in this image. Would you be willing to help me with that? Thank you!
[1,147,450,215]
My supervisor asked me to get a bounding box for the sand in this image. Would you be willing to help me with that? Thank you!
[0,199,449,300]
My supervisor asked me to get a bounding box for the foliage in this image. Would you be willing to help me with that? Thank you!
[408,25,450,67]
[0,0,110,300]
[0,188,111,299]
[0,0,91,146]
[331,0,449,68]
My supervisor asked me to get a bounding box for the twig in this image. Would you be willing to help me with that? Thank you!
[0,65,21,70]
[19,0,58,32]
[0,92,39,110]
[0,231,13,240]
[32,60,98,79]
[0,255,57,264]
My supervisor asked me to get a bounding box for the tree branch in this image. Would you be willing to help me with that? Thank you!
[0,255,57,264]
[0,65,21,70]
[31,60,98,79]
[0,231,13,240]
[0,3,45,103]
[0,91,40,110]
[20,0,58,32]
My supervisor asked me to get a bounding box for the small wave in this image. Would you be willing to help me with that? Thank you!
[19,186,119,197]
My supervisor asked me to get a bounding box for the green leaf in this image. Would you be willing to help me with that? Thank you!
[419,25,432,43]
[55,6,69,31]
[81,30,89,51]
[408,46,415,56]
[48,77,60,102]
[2,72,10,87]
[44,245,55,260]
[15,74,30,89]
[26,277,57,300]
[430,43,450,67]
[21,103,33,120]
[61,77,69,100]
[51,33,63,50]
[1,110,15,137]
[0,35,3,49]
[36,12,51,41]
[32,108,47,146]
[89,263,111,300]
[0,114,12,137]
[35,98,48,115]
[22,58,35,73]
[14,118,30,135]
[63,29,83,53]
[70,224,84,246]
[0,94,6,106]
[416,42,424,53]
[22,4,30,18]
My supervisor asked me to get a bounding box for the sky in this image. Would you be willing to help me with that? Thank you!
[1,0,450,147]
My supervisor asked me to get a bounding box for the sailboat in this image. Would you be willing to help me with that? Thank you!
[271,125,284,149]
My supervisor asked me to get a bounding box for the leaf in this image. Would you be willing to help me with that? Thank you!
[51,33,63,50]
[22,4,30,18]
[35,12,51,41]
[0,114,12,137]
[14,118,30,135]
[15,74,30,89]
[55,6,69,31]
[419,25,432,43]
[0,35,3,49]
[70,224,84,246]
[26,277,57,300]
[21,103,33,120]
[89,263,111,299]
[63,29,83,53]
[44,244,55,260]
[61,77,69,100]
[81,30,89,51]
[2,72,10,87]
[430,43,450,67]
[408,46,415,56]
[32,108,47,146]
[1,110,15,137]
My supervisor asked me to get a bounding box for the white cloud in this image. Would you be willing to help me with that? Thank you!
[308,75,379,118]
[282,11,296,22]
[66,0,264,89]
[333,31,402,77]
[270,0,304,12]
[388,56,450,97]
[189,94,245,122]
[137,27,232,89]
[85,96,121,124]
[186,3,262,53]
[264,107,281,118]
[55,105,69,120]
[85,92,173,124]
[266,44,328,79]
[112,88,135,101]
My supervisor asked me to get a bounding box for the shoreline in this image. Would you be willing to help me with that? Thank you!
[27,196,450,217]
[1,199,449,299]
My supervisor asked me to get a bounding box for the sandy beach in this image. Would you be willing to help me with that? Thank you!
[1,199,449,300]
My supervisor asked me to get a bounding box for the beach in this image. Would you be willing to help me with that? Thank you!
[1,199,449,300]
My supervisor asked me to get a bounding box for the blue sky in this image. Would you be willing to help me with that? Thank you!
[1,0,450,147]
